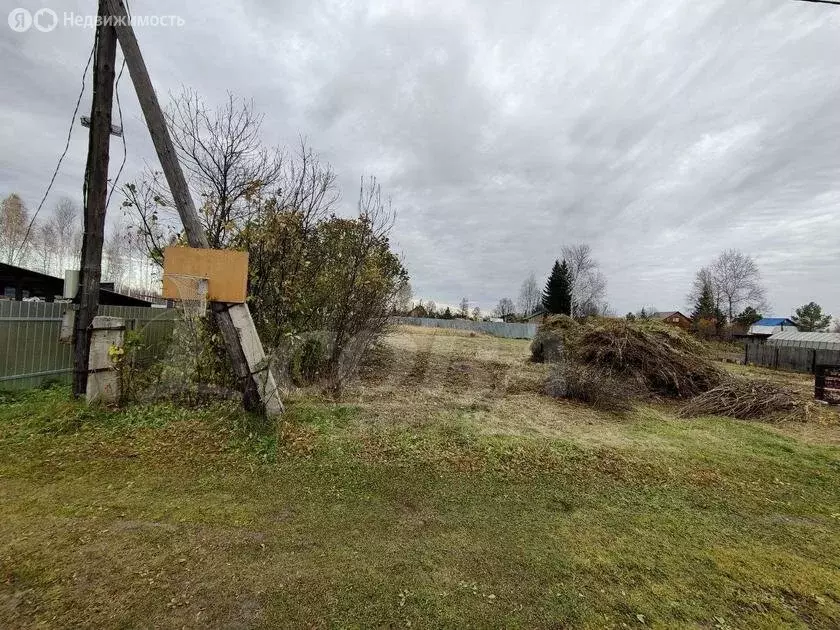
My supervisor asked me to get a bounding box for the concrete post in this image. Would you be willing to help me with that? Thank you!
[86,316,125,404]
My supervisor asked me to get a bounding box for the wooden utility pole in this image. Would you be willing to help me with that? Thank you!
[102,0,282,415]
[72,4,117,397]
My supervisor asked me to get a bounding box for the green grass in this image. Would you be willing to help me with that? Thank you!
[2,334,840,628]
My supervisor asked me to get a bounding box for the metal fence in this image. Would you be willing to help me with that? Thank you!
[0,301,178,390]
[744,341,840,374]
[391,316,537,339]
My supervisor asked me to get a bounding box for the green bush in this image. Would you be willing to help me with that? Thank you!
[289,335,328,386]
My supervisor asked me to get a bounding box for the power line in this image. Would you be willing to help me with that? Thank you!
[105,55,128,210]
[17,42,96,259]
[106,0,132,211]
[793,0,840,5]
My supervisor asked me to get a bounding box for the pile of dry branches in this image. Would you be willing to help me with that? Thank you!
[572,319,724,399]
[545,363,636,413]
[530,315,579,363]
[680,378,803,421]
[534,317,827,423]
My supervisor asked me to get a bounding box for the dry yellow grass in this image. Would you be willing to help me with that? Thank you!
[355,325,840,445]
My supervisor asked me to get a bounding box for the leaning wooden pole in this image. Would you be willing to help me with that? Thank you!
[103,0,282,416]
[72,5,117,397]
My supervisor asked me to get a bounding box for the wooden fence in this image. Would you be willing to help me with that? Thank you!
[744,342,840,374]
[0,301,178,390]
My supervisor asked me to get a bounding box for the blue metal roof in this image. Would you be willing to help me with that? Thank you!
[754,318,796,326]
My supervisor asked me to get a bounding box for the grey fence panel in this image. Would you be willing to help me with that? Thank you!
[391,316,537,339]
[744,341,840,374]
[0,301,178,390]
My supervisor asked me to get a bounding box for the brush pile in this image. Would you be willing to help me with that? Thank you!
[534,316,823,422]
[679,378,802,421]
[545,363,635,413]
[530,315,579,363]
[574,319,724,399]
[535,317,724,399]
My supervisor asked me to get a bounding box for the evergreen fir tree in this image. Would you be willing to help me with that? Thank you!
[734,306,762,327]
[792,302,832,332]
[542,259,572,315]
[691,281,726,334]
[691,281,717,321]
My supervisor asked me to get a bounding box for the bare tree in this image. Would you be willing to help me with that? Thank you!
[425,300,437,317]
[711,249,767,322]
[562,243,607,316]
[103,225,130,291]
[833,320,840,333]
[33,222,58,273]
[0,194,32,265]
[393,281,413,314]
[517,272,541,316]
[459,297,470,318]
[50,197,82,273]
[165,88,285,247]
[636,305,659,320]
[471,306,481,320]
[494,297,516,321]
[121,175,179,266]
[124,89,288,255]
[599,302,615,317]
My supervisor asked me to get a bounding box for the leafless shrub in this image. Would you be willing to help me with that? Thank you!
[545,363,635,413]
[679,377,803,421]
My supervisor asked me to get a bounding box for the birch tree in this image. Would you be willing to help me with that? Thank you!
[517,272,541,316]
[0,194,32,265]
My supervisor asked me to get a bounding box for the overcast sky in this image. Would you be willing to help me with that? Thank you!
[1,0,838,318]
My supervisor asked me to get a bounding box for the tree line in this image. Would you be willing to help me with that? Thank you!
[0,193,149,294]
[400,245,836,335]
[486,244,609,322]
[394,243,609,323]
[681,249,834,335]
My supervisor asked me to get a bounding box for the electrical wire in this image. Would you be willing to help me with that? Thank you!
[17,41,96,259]
[105,55,128,210]
[106,0,132,211]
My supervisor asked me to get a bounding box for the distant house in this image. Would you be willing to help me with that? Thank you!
[748,317,798,337]
[653,311,692,331]
[0,262,151,307]
[406,305,426,318]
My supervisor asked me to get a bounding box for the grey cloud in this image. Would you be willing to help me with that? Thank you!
[1,0,838,318]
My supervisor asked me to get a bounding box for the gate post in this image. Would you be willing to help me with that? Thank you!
[86,316,125,404]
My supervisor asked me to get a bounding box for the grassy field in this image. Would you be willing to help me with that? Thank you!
[1,325,839,628]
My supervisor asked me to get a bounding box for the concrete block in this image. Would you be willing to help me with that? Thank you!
[86,315,125,405]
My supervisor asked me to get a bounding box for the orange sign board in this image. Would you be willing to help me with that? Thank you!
[162,246,249,304]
